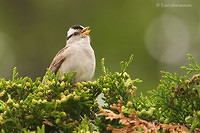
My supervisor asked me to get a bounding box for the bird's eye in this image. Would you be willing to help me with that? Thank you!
[67,32,80,40]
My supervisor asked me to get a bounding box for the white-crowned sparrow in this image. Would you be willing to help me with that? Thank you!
[43,25,95,83]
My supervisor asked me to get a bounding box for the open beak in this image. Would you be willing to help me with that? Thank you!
[80,27,90,35]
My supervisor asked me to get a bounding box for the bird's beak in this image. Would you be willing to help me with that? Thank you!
[81,27,90,35]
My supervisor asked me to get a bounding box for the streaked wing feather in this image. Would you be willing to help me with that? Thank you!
[49,46,68,74]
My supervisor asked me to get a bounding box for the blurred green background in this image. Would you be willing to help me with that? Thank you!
[0,0,200,95]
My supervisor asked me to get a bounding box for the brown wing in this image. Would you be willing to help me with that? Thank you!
[49,46,68,74]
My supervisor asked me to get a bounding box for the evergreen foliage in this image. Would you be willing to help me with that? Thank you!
[0,54,200,132]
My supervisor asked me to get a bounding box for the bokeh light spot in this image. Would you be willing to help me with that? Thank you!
[145,13,190,64]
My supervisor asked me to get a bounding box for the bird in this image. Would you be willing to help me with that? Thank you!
[42,25,96,83]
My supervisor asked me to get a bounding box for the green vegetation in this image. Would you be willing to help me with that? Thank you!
[0,54,200,132]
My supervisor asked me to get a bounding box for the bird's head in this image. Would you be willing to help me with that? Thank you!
[66,25,91,43]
